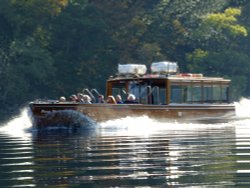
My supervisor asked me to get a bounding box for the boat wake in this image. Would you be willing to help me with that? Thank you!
[235,98,250,118]
[98,98,250,135]
[99,115,234,136]
[0,108,33,140]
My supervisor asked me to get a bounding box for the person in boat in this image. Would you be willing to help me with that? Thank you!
[59,96,66,102]
[124,94,138,104]
[69,94,78,102]
[115,95,123,104]
[82,95,92,104]
[77,93,84,102]
[106,95,117,104]
[98,95,105,103]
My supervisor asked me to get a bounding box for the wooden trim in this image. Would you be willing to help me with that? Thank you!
[106,81,112,97]
[166,79,170,105]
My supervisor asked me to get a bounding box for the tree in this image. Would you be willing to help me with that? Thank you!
[0,0,64,114]
[50,1,116,95]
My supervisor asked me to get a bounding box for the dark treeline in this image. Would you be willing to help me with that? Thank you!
[0,0,250,116]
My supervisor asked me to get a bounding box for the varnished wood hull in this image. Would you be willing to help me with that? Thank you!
[29,103,235,128]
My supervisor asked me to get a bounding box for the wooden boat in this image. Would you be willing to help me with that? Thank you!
[29,62,235,128]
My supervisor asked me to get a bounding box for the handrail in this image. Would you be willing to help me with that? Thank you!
[82,88,96,103]
[91,89,101,97]
[90,89,103,103]
[82,88,106,103]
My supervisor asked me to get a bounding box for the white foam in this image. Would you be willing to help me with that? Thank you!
[99,115,232,137]
[99,98,250,135]
[235,98,250,118]
[0,107,33,140]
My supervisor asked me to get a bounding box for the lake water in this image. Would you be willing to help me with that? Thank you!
[1,99,250,187]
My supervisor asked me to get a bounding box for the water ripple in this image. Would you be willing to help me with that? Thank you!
[0,99,250,186]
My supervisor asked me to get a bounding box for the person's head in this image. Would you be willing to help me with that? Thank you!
[127,94,136,101]
[106,95,116,104]
[76,93,84,102]
[98,95,105,103]
[70,94,77,102]
[115,95,122,102]
[59,96,66,102]
[83,95,91,103]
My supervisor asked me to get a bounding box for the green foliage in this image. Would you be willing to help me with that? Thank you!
[1,0,250,115]
[50,2,115,95]
[186,49,209,71]
[190,7,247,53]
[203,8,247,37]
[0,38,55,108]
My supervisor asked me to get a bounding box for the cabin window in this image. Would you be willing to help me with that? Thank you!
[184,86,193,103]
[170,85,193,103]
[170,82,229,104]
[111,83,127,101]
[192,85,202,102]
[212,85,229,103]
[170,86,182,103]
[128,81,166,104]
[136,84,149,104]
[148,86,166,105]
[221,85,229,102]
[204,84,228,103]
[204,85,213,103]
[212,85,221,102]
[128,81,154,104]
[158,88,166,105]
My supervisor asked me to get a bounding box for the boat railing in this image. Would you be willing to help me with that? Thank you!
[91,89,104,103]
[91,89,101,97]
[83,88,105,103]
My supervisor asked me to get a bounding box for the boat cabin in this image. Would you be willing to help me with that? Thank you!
[106,62,231,105]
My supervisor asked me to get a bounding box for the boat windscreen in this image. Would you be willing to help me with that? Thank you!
[128,81,166,104]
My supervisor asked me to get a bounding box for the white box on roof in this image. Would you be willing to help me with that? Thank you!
[151,61,178,74]
[118,64,147,75]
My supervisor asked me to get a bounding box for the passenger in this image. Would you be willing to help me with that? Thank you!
[59,96,66,102]
[115,95,123,104]
[124,94,138,104]
[98,95,105,103]
[77,93,84,102]
[106,95,117,104]
[83,95,92,104]
[69,94,78,102]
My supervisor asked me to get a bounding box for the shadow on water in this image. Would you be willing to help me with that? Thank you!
[37,110,97,130]
[0,107,100,142]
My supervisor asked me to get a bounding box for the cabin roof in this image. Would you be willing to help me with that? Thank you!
[107,74,231,83]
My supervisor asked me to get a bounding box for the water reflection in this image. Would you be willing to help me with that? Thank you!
[17,124,237,187]
[234,120,250,186]
[0,100,250,187]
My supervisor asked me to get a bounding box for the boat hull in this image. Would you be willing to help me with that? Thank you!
[29,103,236,128]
